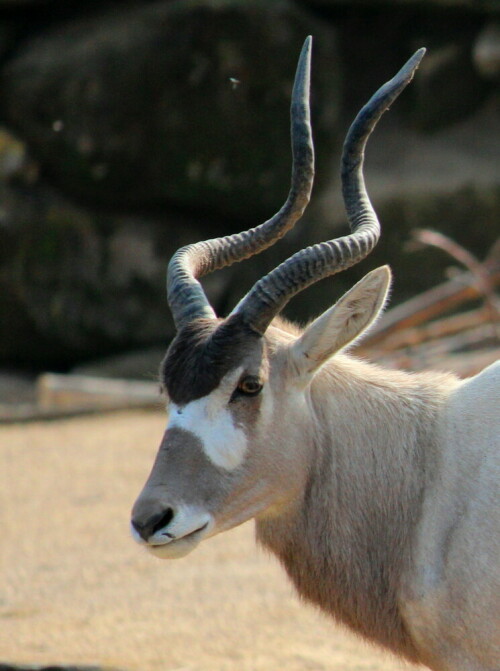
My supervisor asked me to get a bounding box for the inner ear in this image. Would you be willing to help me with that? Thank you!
[289,266,391,378]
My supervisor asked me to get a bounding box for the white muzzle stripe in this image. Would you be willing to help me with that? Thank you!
[168,399,247,470]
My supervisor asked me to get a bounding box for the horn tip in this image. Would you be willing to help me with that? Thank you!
[414,46,427,61]
[402,47,427,81]
[299,35,313,67]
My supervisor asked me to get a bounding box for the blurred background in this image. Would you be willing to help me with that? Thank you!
[0,0,498,407]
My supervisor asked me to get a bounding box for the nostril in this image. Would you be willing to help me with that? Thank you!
[151,507,174,535]
[131,507,175,542]
[131,518,149,542]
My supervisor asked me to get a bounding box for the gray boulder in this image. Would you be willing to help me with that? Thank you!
[0,127,205,367]
[301,0,499,11]
[0,0,340,222]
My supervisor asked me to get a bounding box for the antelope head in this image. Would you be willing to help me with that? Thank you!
[131,38,425,559]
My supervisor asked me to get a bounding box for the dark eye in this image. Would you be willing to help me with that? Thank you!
[235,376,263,397]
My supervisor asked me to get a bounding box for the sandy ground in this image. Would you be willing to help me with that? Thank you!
[1,410,421,671]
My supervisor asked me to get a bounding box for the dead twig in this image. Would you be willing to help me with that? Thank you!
[409,229,500,338]
[359,264,500,349]
[370,306,490,352]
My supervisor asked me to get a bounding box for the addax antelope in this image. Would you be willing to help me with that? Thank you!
[131,38,500,671]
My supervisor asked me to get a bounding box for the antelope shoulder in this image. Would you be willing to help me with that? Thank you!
[401,361,500,668]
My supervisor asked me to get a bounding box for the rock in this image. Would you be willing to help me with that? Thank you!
[72,347,166,379]
[0,127,220,368]
[301,0,499,11]
[406,43,491,131]
[0,0,339,222]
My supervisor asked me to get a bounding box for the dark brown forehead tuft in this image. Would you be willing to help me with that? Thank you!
[161,316,262,405]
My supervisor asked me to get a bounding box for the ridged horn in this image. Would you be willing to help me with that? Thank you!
[167,36,315,331]
[233,47,426,335]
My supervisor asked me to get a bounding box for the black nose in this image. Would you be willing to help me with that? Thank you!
[131,507,174,542]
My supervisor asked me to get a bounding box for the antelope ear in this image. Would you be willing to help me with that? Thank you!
[289,266,391,379]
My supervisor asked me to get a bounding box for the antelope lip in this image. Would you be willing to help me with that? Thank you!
[163,521,209,542]
[145,521,211,559]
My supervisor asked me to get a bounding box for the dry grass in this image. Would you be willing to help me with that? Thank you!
[1,410,421,671]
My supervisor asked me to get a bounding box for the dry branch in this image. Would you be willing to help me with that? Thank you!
[360,265,500,350]
[370,307,490,353]
[357,236,499,378]
[410,229,500,335]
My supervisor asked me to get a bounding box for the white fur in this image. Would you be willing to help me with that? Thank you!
[168,367,248,470]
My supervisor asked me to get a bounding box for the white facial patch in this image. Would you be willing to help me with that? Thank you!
[168,368,248,471]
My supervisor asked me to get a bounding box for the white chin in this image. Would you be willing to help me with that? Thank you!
[145,536,201,559]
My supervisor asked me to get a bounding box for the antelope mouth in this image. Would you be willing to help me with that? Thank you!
[143,521,212,559]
